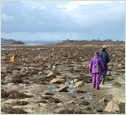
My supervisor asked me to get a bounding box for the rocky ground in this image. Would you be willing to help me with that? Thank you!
[1,43,125,114]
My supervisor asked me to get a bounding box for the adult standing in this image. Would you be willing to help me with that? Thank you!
[99,45,110,85]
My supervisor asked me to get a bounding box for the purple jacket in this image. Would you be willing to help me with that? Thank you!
[89,56,105,74]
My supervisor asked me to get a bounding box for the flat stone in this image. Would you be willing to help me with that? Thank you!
[75,81,84,88]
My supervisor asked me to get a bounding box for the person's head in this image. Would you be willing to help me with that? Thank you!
[94,51,99,56]
[14,54,18,57]
[102,45,106,51]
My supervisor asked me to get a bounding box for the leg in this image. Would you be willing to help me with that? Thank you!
[102,69,107,85]
[99,73,103,84]
[96,74,101,90]
[92,74,96,88]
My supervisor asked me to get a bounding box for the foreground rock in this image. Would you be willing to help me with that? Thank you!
[104,101,120,113]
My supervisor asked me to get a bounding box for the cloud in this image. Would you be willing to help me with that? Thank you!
[40,6,47,11]
[1,1,125,41]
[31,6,36,9]
[1,13,15,21]
[57,1,108,12]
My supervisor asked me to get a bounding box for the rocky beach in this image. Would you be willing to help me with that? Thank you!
[1,41,125,114]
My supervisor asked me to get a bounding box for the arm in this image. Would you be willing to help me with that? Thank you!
[106,53,110,63]
[100,59,105,73]
[89,59,93,73]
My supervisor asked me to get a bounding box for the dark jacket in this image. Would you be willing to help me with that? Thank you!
[99,50,110,69]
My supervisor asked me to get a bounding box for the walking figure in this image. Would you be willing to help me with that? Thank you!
[89,51,105,90]
[99,45,110,85]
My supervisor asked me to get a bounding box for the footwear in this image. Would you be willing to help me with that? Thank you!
[102,77,105,85]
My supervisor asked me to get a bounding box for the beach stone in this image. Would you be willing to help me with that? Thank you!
[42,90,53,95]
[112,82,121,87]
[57,75,66,79]
[83,106,91,110]
[20,68,27,73]
[77,100,90,106]
[107,71,111,76]
[94,108,103,113]
[28,67,34,70]
[74,75,81,79]
[58,85,68,92]
[74,79,78,83]
[4,76,13,83]
[104,101,120,113]
[75,81,84,88]
[46,72,55,78]
[2,66,8,71]
[13,70,19,76]
[118,64,122,67]
[38,72,42,75]
[98,98,107,103]
[50,78,65,84]
[1,56,6,61]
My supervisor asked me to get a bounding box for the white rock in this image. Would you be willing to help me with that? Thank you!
[75,81,84,88]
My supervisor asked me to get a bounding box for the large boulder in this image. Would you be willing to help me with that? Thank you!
[75,81,84,88]
[104,101,120,113]
[50,78,65,84]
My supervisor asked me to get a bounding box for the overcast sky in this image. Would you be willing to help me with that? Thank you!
[1,1,125,41]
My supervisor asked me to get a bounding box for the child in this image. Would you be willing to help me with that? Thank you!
[89,51,105,90]
[10,54,18,62]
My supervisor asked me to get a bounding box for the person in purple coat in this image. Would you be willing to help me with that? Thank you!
[89,51,105,90]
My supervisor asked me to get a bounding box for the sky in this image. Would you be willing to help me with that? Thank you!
[1,1,125,41]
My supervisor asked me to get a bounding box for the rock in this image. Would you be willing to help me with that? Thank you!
[41,90,53,95]
[107,71,111,76]
[50,78,65,84]
[13,70,19,76]
[104,101,120,113]
[98,98,107,103]
[74,75,81,79]
[77,100,90,106]
[28,67,35,70]
[75,90,86,94]
[118,64,122,67]
[2,66,8,70]
[112,96,125,103]
[20,68,27,73]
[46,72,55,78]
[70,80,74,84]
[77,96,85,99]
[57,75,66,79]
[67,100,77,104]
[1,56,6,61]
[94,108,103,113]
[38,72,42,75]
[83,106,91,110]
[4,76,13,83]
[75,81,84,87]
[58,85,68,92]
[52,66,56,69]
[73,79,78,83]
[112,82,121,87]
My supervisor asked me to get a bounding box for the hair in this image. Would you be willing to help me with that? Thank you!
[14,54,18,57]
[94,53,99,56]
